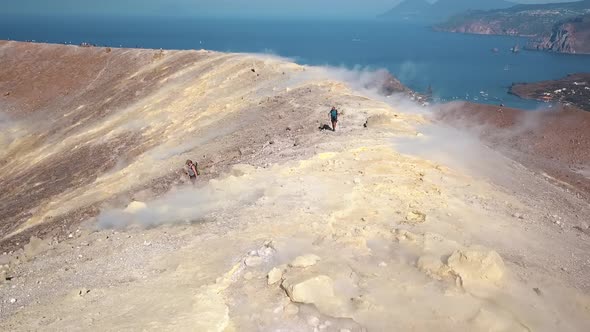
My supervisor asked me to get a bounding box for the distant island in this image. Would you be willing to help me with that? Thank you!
[435,0,590,54]
[378,0,515,23]
[510,73,590,111]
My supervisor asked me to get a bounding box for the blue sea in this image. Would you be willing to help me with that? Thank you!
[2,15,590,109]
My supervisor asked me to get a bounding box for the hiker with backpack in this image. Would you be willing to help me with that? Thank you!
[329,106,339,131]
[185,160,199,184]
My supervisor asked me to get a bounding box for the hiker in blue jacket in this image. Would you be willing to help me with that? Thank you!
[329,106,338,132]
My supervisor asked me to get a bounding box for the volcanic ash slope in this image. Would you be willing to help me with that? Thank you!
[0,41,589,331]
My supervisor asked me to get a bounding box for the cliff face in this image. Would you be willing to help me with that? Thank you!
[436,13,560,38]
[435,0,590,54]
[439,19,514,35]
[530,15,590,54]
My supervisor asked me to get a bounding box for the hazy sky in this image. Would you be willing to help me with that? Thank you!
[5,0,580,18]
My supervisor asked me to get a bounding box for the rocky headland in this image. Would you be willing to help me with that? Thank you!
[435,0,590,54]
[529,15,590,54]
[510,73,590,111]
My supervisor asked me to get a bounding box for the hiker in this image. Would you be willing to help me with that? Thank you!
[329,106,339,131]
[185,160,199,184]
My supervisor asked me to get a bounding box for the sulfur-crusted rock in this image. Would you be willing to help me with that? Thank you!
[267,267,284,285]
[392,229,418,242]
[123,201,147,214]
[282,275,334,304]
[405,211,426,224]
[289,254,321,268]
[417,255,450,280]
[447,248,505,286]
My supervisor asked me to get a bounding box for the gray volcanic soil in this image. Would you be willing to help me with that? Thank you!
[436,102,590,198]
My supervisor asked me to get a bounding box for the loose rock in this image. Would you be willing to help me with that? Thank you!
[392,229,417,242]
[282,275,334,304]
[78,288,91,297]
[267,267,284,285]
[405,211,426,224]
[289,254,321,268]
[417,255,449,280]
[447,248,505,286]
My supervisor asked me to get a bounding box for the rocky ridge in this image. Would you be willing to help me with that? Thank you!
[1,41,590,331]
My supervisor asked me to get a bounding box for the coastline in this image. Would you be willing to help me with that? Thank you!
[509,73,590,111]
[432,27,590,56]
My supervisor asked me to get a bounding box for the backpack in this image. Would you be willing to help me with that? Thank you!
[330,109,338,119]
